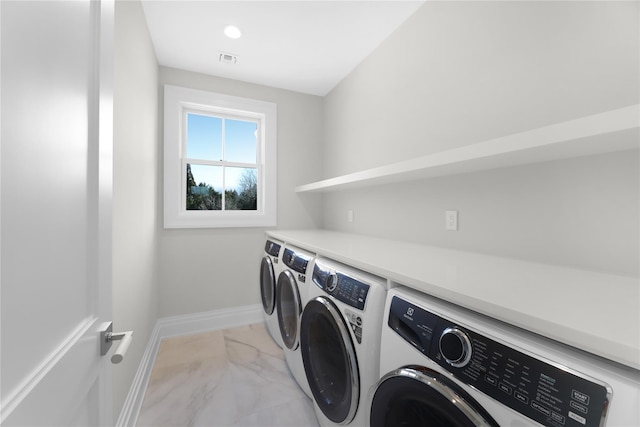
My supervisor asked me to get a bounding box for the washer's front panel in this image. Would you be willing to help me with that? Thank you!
[388,296,611,427]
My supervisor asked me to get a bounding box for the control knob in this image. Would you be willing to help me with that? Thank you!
[326,273,338,292]
[439,327,472,368]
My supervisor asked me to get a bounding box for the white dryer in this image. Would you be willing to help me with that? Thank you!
[370,286,640,427]
[301,258,387,427]
[276,245,315,398]
[260,238,284,348]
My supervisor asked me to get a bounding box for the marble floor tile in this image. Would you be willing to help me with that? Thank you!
[136,323,319,427]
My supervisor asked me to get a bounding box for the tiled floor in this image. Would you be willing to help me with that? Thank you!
[136,323,319,427]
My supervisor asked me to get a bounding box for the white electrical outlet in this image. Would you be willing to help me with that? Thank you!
[347,210,354,223]
[445,210,458,231]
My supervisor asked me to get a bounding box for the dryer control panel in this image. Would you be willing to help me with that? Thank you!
[312,263,370,311]
[388,296,612,427]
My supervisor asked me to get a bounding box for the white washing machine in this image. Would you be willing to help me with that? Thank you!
[260,238,284,348]
[276,245,315,398]
[370,286,640,427]
[301,257,387,426]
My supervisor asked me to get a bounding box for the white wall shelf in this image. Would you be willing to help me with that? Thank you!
[296,104,639,193]
[266,229,640,371]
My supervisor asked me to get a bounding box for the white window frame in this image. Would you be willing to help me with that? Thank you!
[164,85,277,228]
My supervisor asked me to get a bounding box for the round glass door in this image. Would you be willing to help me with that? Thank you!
[260,256,276,315]
[370,367,499,427]
[276,270,302,350]
[301,297,359,424]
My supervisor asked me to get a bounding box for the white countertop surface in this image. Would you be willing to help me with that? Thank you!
[266,229,640,370]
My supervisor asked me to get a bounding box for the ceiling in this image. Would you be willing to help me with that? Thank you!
[141,1,425,96]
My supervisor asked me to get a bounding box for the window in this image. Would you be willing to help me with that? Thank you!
[164,85,277,228]
[184,113,258,211]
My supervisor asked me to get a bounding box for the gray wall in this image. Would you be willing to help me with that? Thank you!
[322,1,639,275]
[157,67,324,317]
[113,0,160,419]
[323,1,638,176]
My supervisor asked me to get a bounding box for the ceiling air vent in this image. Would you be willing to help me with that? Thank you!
[218,52,238,64]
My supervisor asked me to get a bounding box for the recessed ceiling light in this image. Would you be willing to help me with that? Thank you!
[224,25,242,39]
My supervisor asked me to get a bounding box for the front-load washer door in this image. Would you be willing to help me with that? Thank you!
[276,270,302,350]
[260,256,276,315]
[301,296,359,424]
[370,366,499,427]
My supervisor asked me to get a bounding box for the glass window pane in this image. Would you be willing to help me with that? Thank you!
[186,163,222,210]
[187,113,222,161]
[225,119,257,163]
[225,167,257,211]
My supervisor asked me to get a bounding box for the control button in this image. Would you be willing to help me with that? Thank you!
[484,375,497,386]
[568,411,587,425]
[570,401,588,414]
[551,411,566,425]
[514,391,529,404]
[531,401,551,417]
[571,390,590,405]
[498,382,512,395]
[356,316,362,326]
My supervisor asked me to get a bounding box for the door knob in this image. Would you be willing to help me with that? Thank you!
[100,322,133,364]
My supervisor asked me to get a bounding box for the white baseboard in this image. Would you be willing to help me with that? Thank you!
[115,322,161,427]
[154,304,264,339]
[115,304,263,427]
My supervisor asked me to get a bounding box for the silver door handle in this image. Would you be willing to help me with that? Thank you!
[100,322,133,364]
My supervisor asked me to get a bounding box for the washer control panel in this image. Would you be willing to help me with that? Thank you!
[388,296,611,427]
[265,240,281,259]
[313,263,370,311]
[282,248,311,278]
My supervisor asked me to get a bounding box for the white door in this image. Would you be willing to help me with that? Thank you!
[1,0,114,425]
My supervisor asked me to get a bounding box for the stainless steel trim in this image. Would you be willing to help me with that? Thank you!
[374,366,497,427]
[440,326,473,368]
[260,256,276,315]
[313,296,359,425]
[277,270,301,350]
[326,272,338,292]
